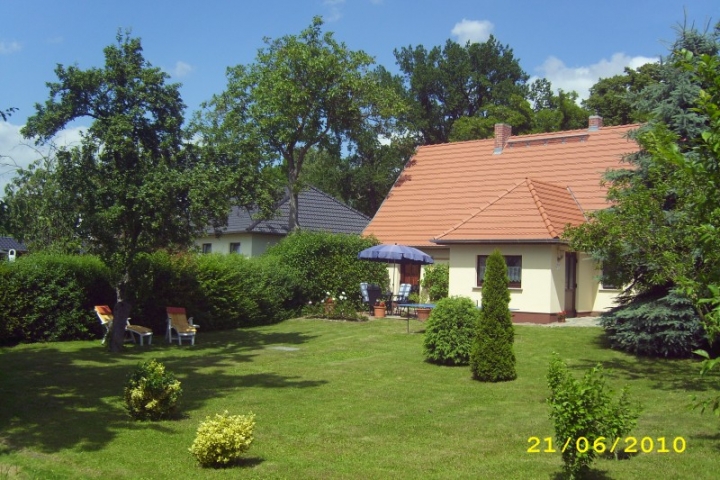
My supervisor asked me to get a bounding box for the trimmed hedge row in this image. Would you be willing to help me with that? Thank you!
[0,232,384,344]
[0,254,114,343]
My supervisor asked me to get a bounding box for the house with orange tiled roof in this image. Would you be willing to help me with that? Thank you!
[363,116,639,323]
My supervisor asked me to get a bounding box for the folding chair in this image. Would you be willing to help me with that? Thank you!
[95,305,153,346]
[166,306,199,345]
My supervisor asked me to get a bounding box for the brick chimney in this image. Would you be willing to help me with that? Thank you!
[494,123,512,154]
[588,115,603,131]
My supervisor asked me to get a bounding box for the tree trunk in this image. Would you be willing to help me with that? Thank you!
[288,189,299,231]
[287,162,301,231]
[109,275,132,352]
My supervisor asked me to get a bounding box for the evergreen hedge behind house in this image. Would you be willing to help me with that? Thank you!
[600,288,709,358]
[264,231,388,308]
[0,254,114,344]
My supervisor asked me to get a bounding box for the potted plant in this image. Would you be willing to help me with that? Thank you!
[324,293,336,315]
[373,300,386,318]
[556,310,567,323]
[412,290,432,321]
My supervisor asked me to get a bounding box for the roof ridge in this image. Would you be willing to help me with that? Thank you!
[433,180,526,240]
[525,178,559,238]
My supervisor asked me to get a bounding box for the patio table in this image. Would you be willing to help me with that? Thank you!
[396,303,436,333]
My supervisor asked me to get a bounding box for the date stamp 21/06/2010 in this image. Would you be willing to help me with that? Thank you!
[527,436,686,455]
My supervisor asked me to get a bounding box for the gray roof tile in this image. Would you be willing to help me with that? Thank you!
[0,237,28,252]
[217,186,370,235]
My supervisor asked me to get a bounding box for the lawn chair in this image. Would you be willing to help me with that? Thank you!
[95,305,153,346]
[361,282,385,314]
[166,307,199,345]
[392,283,412,315]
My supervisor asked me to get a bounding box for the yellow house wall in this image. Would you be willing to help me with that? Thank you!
[448,244,558,313]
[575,252,621,314]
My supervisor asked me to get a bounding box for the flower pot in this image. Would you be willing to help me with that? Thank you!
[324,301,335,315]
[373,305,386,318]
[416,307,431,321]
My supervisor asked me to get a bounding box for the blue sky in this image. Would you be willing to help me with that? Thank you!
[1,0,717,192]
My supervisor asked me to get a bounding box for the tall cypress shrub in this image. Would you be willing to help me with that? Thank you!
[470,249,517,381]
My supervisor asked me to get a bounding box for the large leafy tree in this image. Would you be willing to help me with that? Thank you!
[198,17,405,230]
[21,32,246,351]
[301,130,415,218]
[2,155,83,252]
[395,37,529,145]
[582,63,661,126]
[564,25,719,298]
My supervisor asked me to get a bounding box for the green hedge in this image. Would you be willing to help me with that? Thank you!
[264,231,388,308]
[0,254,114,344]
[0,251,306,344]
[129,251,305,333]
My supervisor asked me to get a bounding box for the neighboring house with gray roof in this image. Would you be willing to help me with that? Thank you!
[195,186,370,256]
[0,236,28,261]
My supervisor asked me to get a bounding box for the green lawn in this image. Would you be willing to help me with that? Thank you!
[0,318,718,479]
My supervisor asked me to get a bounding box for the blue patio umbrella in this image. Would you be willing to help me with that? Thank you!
[357,244,434,265]
[357,244,434,293]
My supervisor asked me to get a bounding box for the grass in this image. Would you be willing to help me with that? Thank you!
[0,318,718,479]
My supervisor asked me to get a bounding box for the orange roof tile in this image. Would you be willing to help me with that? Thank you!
[434,178,587,242]
[363,123,639,246]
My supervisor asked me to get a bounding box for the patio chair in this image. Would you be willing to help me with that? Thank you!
[95,305,153,346]
[392,283,412,314]
[166,306,199,345]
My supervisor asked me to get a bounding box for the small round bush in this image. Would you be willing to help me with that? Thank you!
[123,359,182,420]
[423,296,480,365]
[189,411,256,467]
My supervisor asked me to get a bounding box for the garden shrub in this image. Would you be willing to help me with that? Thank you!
[129,251,202,334]
[0,253,113,344]
[264,230,387,308]
[423,296,480,365]
[303,292,368,321]
[189,411,256,467]
[123,359,182,421]
[470,249,516,382]
[193,253,305,329]
[547,354,641,479]
[600,288,709,358]
[421,263,449,301]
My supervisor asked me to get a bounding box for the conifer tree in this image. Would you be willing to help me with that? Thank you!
[470,249,517,381]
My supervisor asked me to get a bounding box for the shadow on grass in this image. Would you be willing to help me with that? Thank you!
[0,328,323,455]
[570,355,714,393]
[691,432,720,453]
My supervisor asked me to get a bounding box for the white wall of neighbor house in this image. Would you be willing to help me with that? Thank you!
[448,243,558,312]
[194,233,282,257]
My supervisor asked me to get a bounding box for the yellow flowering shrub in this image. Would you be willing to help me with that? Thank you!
[123,359,182,420]
[189,411,256,467]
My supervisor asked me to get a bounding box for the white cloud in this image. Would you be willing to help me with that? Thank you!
[451,19,494,45]
[0,122,86,195]
[0,41,22,55]
[172,61,194,78]
[531,52,659,101]
[323,0,345,22]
